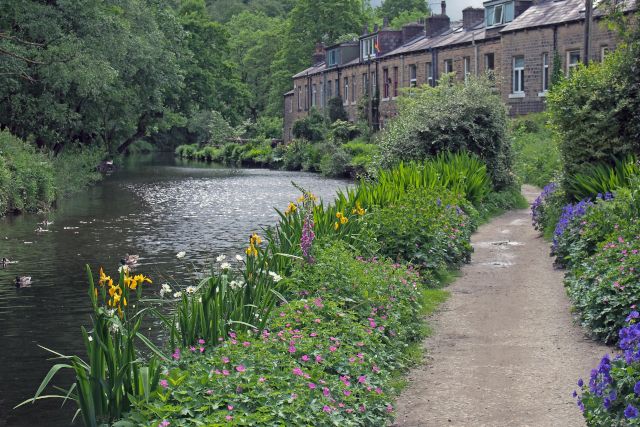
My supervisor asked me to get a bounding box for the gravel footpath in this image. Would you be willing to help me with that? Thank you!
[392,185,608,427]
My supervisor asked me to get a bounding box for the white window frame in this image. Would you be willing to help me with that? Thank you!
[351,74,356,103]
[511,56,525,95]
[344,77,349,105]
[409,64,417,88]
[463,57,471,82]
[601,46,609,61]
[541,52,549,95]
[361,36,377,60]
[567,50,581,75]
[296,85,301,110]
[444,59,453,74]
[311,84,317,107]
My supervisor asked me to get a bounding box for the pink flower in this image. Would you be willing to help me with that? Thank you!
[314,318,321,323]
[310,332,317,337]
[386,405,394,413]
[343,390,351,396]
[172,348,181,360]
[243,341,251,347]
[315,355,323,363]
[258,377,266,383]
[323,405,332,413]
[372,365,380,373]
[359,404,366,412]
[206,389,213,395]
[159,421,170,427]
[189,346,196,352]
[329,346,337,352]
[222,356,230,363]
[313,298,323,308]
[323,387,330,397]
[159,379,168,389]
[290,393,298,400]
[229,332,237,339]
[198,339,205,345]
[225,415,233,421]
[228,405,234,410]
[235,365,246,372]
[199,347,205,353]
[308,382,316,389]
[301,354,309,362]
[292,367,304,376]
[288,345,297,353]
[358,375,367,384]
[375,387,382,394]
[222,370,230,376]
[280,312,286,317]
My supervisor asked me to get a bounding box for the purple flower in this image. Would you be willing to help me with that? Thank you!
[300,216,315,261]
[577,378,584,387]
[635,381,640,396]
[625,404,639,419]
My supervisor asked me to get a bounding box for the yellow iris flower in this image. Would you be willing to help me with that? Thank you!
[99,268,113,287]
[285,202,297,216]
[352,202,365,216]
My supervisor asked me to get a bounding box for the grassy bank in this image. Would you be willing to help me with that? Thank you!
[0,130,104,217]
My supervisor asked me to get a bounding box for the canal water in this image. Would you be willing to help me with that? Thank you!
[0,154,350,426]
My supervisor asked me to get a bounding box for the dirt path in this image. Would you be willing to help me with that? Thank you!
[393,185,608,427]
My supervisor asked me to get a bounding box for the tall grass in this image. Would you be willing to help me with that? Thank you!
[567,155,639,200]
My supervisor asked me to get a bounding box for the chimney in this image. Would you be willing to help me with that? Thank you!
[462,7,485,30]
[362,24,369,35]
[312,42,325,65]
[373,23,379,32]
[402,22,425,43]
[383,16,390,28]
[441,1,447,16]
[425,14,450,37]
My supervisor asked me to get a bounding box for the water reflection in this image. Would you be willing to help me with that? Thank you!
[0,154,349,426]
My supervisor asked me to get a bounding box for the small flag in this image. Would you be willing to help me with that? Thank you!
[374,39,380,52]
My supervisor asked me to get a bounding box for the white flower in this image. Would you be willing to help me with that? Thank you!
[229,280,245,290]
[118,265,129,274]
[176,251,186,259]
[173,291,183,298]
[185,286,197,294]
[160,283,172,298]
[216,254,226,262]
[268,271,282,283]
[198,296,202,303]
[109,323,120,334]
[220,262,231,270]
[88,336,93,342]
[235,254,243,261]
[106,309,116,317]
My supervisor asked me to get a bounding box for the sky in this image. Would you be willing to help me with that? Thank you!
[370,0,484,21]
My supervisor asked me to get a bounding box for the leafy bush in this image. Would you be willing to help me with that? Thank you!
[343,140,379,177]
[241,141,273,166]
[53,144,105,196]
[292,108,326,142]
[0,131,56,215]
[376,76,514,190]
[175,144,199,159]
[511,113,560,187]
[320,147,351,177]
[547,47,640,191]
[328,97,348,123]
[369,188,477,273]
[328,120,359,143]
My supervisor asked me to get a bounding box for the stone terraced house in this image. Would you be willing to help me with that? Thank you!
[283,0,635,142]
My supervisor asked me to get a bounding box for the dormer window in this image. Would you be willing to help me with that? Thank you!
[485,1,514,27]
[327,50,338,67]
[361,36,378,61]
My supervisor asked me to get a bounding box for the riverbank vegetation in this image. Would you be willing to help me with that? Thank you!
[530,13,640,423]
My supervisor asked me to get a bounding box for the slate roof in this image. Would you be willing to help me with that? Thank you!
[292,62,326,79]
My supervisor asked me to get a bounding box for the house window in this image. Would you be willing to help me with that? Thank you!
[601,46,609,61]
[383,68,389,98]
[327,81,332,100]
[371,71,376,93]
[567,50,581,75]
[296,86,301,111]
[361,36,378,60]
[320,82,325,107]
[512,56,524,93]
[444,59,453,74]
[486,1,514,26]
[484,53,495,71]
[393,67,399,97]
[312,84,317,107]
[463,57,471,82]
[335,79,340,98]
[327,50,338,67]
[344,77,349,105]
[409,64,417,88]
[304,84,308,110]
[542,53,549,92]
[362,73,368,95]
[351,74,356,102]
[426,62,433,86]
[289,96,293,113]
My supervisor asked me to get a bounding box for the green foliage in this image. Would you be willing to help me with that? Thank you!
[567,155,639,201]
[550,50,564,88]
[53,145,105,197]
[390,10,428,29]
[369,188,477,273]
[378,0,428,21]
[292,108,327,142]
[0,131,55,215]
[328,120,360,143]
[377,76,514,190]
[547,46,640,192]
[328,97,349,123]
[511,113,560,187]
[320,147,351,177]
[475,186,529,222]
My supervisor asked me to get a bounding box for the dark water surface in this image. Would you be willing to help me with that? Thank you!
[0,154,349,426]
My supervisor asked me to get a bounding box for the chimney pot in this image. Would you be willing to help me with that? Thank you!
[441,1,447,16]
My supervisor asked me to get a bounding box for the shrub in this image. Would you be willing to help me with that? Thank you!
[567,155,639,201]
[369,188,477,273]
[547,47,640,192]
[175,144,199,159]
[343,140,379,177]
[320,147,351,177]
[241,141,273,166]
[511,113,560,187]
[292,108,326,142]
[328,97,348,123]
[376,76,514,190]
[53,144,105,197]
[328,120,359,143]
